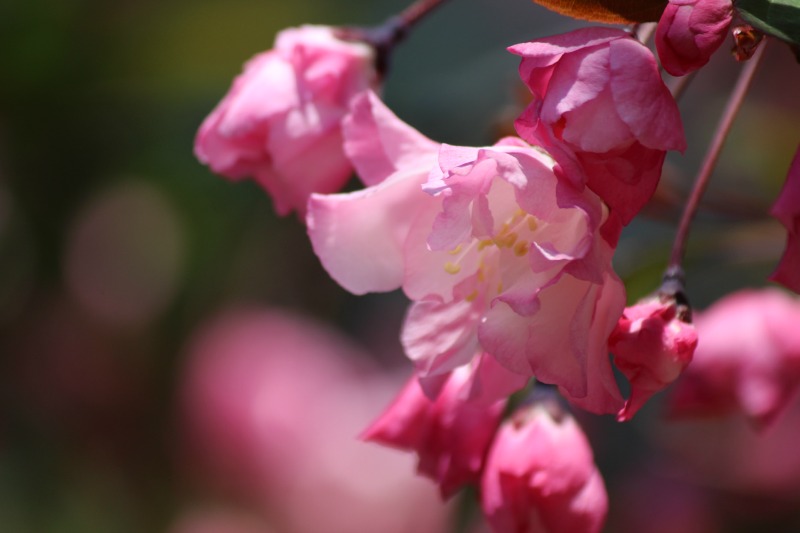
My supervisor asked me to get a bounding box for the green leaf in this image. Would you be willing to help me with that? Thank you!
[735,0,800,46]
[531,0,668,23]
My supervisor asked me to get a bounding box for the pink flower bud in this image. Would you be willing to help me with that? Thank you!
[510,27,685,225]
[481,401,607,533]
[195,26,377,216]
[609,295,698,422]
[656,0,733,77]
[362,359,507,498]
[667,289,800,428]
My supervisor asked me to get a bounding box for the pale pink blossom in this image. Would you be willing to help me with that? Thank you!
[362,355,513,498]
[656,0,733,77]
[509,27,685,225]
[307,91,440,295]
[667,289,800,428]
[481,401,608,533]
[178,308,449,533]
[610,295,698,422]
[309,91,627,414]
[195,25,377,215]
[770,145,800,293]
[414,141,626,414]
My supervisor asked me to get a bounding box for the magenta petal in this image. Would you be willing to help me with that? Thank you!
[770,146,800,294]
[609,38,686,152]
[481,403,608,533]
[656,0,733,77]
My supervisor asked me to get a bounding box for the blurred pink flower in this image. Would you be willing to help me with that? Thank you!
[510,27,685,225]
[770,145,800,293]
[667,289,800,428]
[195,25,377,215]
[169,507,274,533]
[362,356,509,498]
[179,308,449,533]
[309,91,627,414]
[658,394,800,495]
[656,0,733,77]
[481,401,608,533]
[612,470,720,533]
[610,295,697,422]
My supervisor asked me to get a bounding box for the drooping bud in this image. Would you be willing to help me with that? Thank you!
[481,398,608,533]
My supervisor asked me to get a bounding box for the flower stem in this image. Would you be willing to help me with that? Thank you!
[397,0,450,30]
[667,39,768,272]
[336,0,452,77]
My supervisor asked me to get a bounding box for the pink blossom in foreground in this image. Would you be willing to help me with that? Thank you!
[656,0,733,77]
[770,145,800,293]
[510,27,685,225]
[179,308,449,533]
[195,26,377,215]
[362,355,513,498]
[307,91,440,295]
[667,289,800,428]
[610,295,697,422]
[481,401,608,533]
[309,91,627,414]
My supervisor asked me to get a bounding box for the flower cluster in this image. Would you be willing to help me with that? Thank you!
[194,4,800,532]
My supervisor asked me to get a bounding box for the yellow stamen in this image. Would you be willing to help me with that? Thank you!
[478,239,494,251]
[448,244,463,255]
[514,241,530,257]
[465,290,479,302]
[444,262,461,275]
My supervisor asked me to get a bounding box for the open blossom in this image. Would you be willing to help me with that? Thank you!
[195,25,377,215]
[656,0,734,77]
[667,289,800,428]
[609,295,698,422]
[362,355,514,498]
[309,90,627,415]
[481,401,608,533]
[510,27,685,225]
[770,145,800,293]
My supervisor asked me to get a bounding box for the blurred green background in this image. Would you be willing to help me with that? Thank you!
[1,0,799,531]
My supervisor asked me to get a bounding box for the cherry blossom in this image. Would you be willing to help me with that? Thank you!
[510,27,685,225]
[667,289,800,428]
[656,0,734,77]
[481,400,608,533]
[362,355,513,498]
[609,294,698,422]
[309,91,626,414]
[195,25,377,215]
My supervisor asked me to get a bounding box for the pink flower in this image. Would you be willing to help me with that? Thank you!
[362,355,512,498]
[307,91,440,295]
[309,91,627,414]
[667,289,800,428]
[195,25,377,216]
[656,0,733,77]
[178,308,450,533]
[481,401,608,533]
[509,27,685,225]
[770,145,800,293]
[609,295,698,422]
